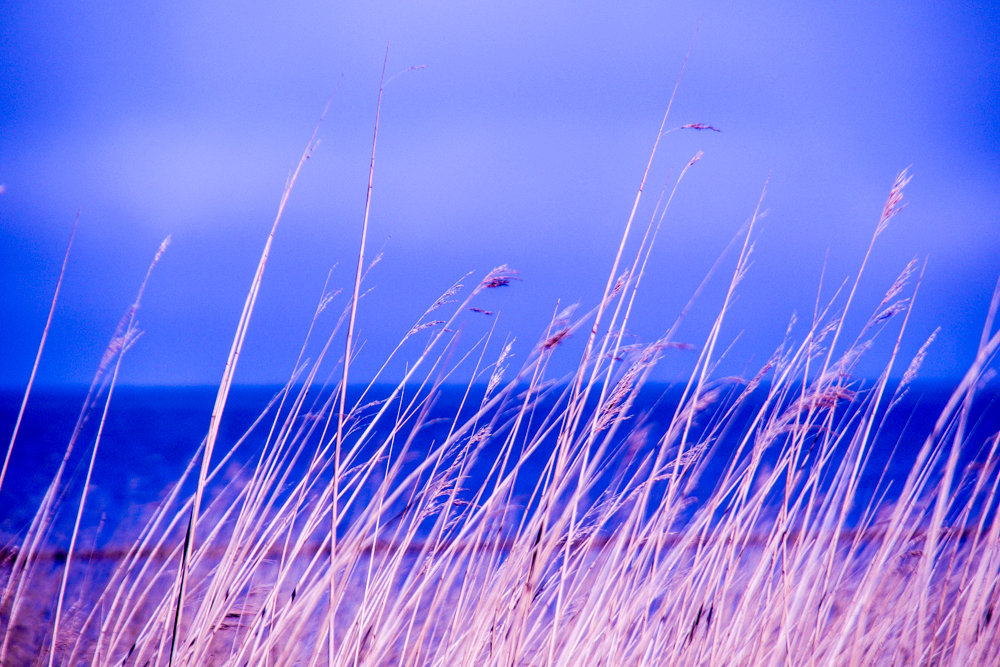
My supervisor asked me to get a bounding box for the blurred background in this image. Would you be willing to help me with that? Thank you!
[2,0,998,386]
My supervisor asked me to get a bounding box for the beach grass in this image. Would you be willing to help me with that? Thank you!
[1,93,999,667]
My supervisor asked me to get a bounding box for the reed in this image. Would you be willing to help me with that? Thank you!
[1,91,998,667]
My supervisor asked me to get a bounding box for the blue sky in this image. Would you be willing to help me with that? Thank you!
[2,0,998,386]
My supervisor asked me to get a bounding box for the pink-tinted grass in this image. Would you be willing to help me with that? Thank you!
[1,114,998,667]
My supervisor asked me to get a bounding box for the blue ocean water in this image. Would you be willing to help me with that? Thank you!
[0,382,997,549]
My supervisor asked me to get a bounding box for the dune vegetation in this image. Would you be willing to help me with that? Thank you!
[2,72,999,667]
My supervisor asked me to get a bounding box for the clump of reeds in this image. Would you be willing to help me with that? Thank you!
[1,80,999,667]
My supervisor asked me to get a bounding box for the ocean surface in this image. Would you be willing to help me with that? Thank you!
[1,382,997,550]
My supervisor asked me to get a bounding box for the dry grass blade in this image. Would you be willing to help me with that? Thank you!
[0,211,79,499]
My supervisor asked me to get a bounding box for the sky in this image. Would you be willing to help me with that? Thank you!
[1,0,998,387]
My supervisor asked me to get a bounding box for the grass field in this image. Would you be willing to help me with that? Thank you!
[2,92,999,667]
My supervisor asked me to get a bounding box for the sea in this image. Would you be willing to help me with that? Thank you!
[1,382,997,551]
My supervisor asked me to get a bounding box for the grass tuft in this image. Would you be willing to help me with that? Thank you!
[2,96,999,667]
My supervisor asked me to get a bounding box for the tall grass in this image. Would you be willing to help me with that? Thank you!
[1,97,999,667]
